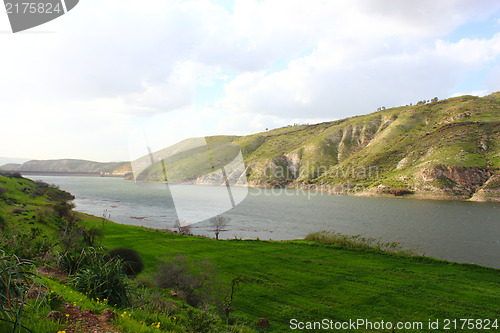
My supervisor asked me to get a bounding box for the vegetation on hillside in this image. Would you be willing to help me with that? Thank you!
[131,93,500,201]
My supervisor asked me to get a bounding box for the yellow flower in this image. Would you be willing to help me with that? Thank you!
[65,314,69,317]
[156,322,161,328]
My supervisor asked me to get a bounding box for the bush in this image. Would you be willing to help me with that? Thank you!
[11,207,24,215]
[305,230,415,254]
[107,247,144,276]
[389,188,413,196]
[73,257,130,308]
[1,227,52,260]
[35,208,53,225]
[0,171,22,178]
[186,306,221,333]
[154,255,222,308]
[0,215,6,231]
[56,247,105,275]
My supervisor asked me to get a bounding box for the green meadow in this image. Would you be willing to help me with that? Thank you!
[80,213,500,332]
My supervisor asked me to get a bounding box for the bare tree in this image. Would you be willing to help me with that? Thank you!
[209,216,230,240]
[174,219,192,235]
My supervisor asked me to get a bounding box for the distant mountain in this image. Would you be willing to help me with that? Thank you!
[131,92,500,202]
[1,159,131,176]
[0,156,29,166]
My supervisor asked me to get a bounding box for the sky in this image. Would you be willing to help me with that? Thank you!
[1,0,500,163]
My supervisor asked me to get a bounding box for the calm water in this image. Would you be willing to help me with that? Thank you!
[28,176,500,269]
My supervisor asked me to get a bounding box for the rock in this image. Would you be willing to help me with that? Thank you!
[256,318,269,328]
[46,310,66,322]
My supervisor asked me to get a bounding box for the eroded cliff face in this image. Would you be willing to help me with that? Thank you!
[405,165,495,200]
[470,173,500,202]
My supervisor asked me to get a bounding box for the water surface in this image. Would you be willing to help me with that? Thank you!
[28,176,500,269]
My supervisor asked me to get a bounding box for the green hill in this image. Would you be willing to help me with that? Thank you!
[1,159,131,176]
[133,93,500,201]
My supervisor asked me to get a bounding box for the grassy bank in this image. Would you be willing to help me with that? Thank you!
[80,213,500,332]
[1,173,499,332]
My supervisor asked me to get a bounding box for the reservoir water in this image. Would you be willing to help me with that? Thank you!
[28,176,499,269]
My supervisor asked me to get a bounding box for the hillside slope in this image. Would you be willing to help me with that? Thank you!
[1,159,131,176]
[133,93,500,201]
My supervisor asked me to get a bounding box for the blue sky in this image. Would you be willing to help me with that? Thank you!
[1,0,500,162]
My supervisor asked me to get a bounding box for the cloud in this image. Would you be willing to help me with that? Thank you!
[220,9,500,119]
[1,0,500,160]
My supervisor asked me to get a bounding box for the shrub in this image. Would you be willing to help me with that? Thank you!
[53,202,76,220]
[131,286,178,316]
[389,188,413,196]
[186,306,221,333]
[0,216,6,231]
[80,226,102,247]
[0,171,22,178]
[1,228,52,260]
[107,247,144,276]
[34,180,49,188]
[305,230,416,255]
[154,255,220,308]
[56,247,105,275]
[73,257,130,308]
[174,219,192,235]
[11,207,24,215]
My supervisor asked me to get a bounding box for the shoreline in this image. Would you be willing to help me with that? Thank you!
[24,172,500,203]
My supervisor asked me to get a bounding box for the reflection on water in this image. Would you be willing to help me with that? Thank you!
[28,176,499,269]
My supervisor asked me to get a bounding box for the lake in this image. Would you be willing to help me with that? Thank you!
[27,175,500,269]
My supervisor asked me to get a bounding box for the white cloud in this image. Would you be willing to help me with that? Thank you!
[1,0,500,160]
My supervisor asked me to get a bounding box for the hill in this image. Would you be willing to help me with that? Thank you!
[132,93,500,201]
[1,159,131,176]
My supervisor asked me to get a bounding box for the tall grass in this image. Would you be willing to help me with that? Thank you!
[0,253,44,333]
[305,230,416,255]
[65,248,131,308]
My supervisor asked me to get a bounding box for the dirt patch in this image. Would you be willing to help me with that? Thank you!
[61,304,121,333]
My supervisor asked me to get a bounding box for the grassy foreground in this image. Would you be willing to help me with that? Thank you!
[1,173,499,332]
[80,213,500,332]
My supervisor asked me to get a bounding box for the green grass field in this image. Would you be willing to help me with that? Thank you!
[80,213,500,332]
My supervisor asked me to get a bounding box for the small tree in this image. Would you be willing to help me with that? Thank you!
[174,219,192,235]
[209,216,230,240]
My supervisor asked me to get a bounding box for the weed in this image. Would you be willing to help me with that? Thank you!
[0,252,45,332]
[305,230,416,254]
